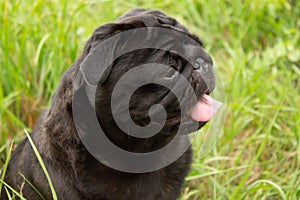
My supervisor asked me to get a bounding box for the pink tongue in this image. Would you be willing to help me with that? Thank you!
[188,94,223,122]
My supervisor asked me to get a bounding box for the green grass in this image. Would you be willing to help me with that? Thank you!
[23,130,57,200]
[1,0,300,199]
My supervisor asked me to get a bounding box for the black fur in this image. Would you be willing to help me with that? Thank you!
[1,9,214,200]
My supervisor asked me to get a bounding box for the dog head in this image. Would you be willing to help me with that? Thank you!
[77,9,220,152]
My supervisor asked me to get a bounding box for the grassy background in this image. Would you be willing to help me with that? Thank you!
[1,0,300,199]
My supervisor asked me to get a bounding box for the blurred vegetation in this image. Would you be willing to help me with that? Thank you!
[0,0,300,199]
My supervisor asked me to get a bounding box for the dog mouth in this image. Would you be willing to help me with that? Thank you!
[163,93,222,134]
[187,94,222,122]
[162,61,223,133]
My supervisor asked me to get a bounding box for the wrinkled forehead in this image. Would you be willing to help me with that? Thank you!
[116,9,203,47]
[117,9,171,23]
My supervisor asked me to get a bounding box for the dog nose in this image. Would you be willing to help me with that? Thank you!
[192,58,215,94]
[194,58,209,73]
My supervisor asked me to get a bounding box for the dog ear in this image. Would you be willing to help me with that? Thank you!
[79,23,138,86]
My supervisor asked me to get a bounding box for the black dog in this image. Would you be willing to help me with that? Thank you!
[2,9,218,200]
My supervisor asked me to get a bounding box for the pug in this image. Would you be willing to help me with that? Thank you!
[1,9,221,200]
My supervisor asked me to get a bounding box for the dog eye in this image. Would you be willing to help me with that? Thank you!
[160,67,177,79]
